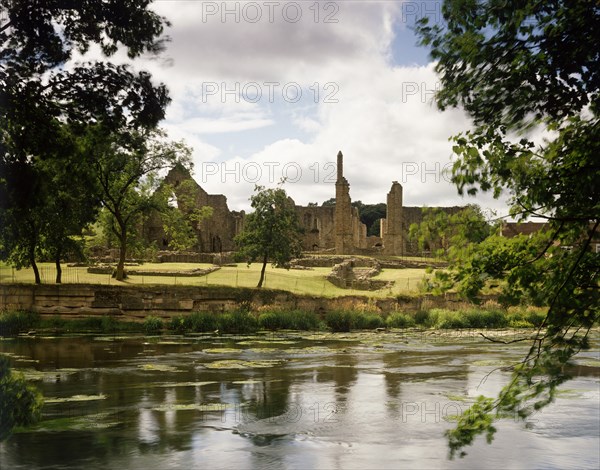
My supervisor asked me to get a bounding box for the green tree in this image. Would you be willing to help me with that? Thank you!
[416,0,599,458]
[0,1,170,281]
[235,185,302,288]
[158,179,214,251]
[0,355,43,441]
[0,0,169,132]
[38,127,100,283]
[86,127,192,281]
[0,123,99,283]
[408,205,494,258]
[353,202,387,237]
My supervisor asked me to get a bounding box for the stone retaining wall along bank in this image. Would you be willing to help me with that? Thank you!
[0,284,471,321]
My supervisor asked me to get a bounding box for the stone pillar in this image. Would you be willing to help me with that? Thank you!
[335,151,354,254]
[383,181,403,255]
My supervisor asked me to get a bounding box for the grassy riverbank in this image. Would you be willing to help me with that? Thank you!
[0,306,551,337]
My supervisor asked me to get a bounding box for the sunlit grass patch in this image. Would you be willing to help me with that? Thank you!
[0,262,428,298]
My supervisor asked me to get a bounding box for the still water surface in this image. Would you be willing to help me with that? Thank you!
[0,330,598,469]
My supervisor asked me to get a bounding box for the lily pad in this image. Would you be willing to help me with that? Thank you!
[204,359,284,370]
[471,359,511,367]
[247,348,279,354]
[283,346,333,355]
[15,412,119,433]
[232,379,282,385]
[157,341,193,345]
[237,340,297,345]
[19,368,79,381]
[152,403,238,412]
[203,348,241,354]
[45,394,107,404]
[93,336,140,342]
[155,381,217,388]
[138,364,182,372]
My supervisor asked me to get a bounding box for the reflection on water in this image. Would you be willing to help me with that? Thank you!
[0,331,598,469]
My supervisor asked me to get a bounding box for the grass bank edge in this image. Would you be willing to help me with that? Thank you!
[0,306,560,336]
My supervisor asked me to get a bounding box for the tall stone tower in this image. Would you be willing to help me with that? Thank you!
[383,181,403,255]
[335,151,354,254]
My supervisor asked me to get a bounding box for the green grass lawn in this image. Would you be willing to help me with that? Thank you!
[0,262,428,298]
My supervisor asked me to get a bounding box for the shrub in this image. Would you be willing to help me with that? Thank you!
[290,310,320,330]
[524,309,546,327]
[170,315,193,334]
[258,310,320,331]
[46,315,66,330]
[325,310,384,331]
[100,315,118,333]
[189,312,219,332]
[218,310,258,334]
[465,309,508,328]
[432,309,469,329]
[325,310,352,332]
[0,311,40,336]
[427,308,510,329]
[0,355,43,441]
[506,307,547,328]
[78,316,104,331]
[413,310,430,326]
[509,319,535,328]
[352,313,385,329]
[258,311,281,330]
[386,312,415,328]
[143,316,163,335]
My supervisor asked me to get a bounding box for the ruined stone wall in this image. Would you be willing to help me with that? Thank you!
[146,166,244,253]
[334,151,355,254]
[0,284,481,317]
[383,181,404,255]
[351,206,368,249]
[144,156,467,259]
[296,206,335,251]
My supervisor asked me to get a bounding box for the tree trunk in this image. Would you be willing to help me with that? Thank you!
[257,252,268,288]
[55,255,62,284]
[29,247,41,285]
[116,227,127,281]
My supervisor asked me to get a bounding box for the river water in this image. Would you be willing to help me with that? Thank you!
[0,330,598,469]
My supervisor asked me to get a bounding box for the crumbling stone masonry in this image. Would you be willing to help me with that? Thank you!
[326,258,392,291]
[332,151,367,254]
[382,181,403,255]
[145,152,465,257]
[295,205,335,252]
[145,165,245,253]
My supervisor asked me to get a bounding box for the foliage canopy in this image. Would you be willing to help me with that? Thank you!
[416,0,599,458]
[0,355,43,441]
[235,185,302,288]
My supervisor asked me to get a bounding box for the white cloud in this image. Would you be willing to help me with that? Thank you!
[68,1,513,217]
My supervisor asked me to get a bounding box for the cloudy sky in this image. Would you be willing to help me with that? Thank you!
[82,1,514,216]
